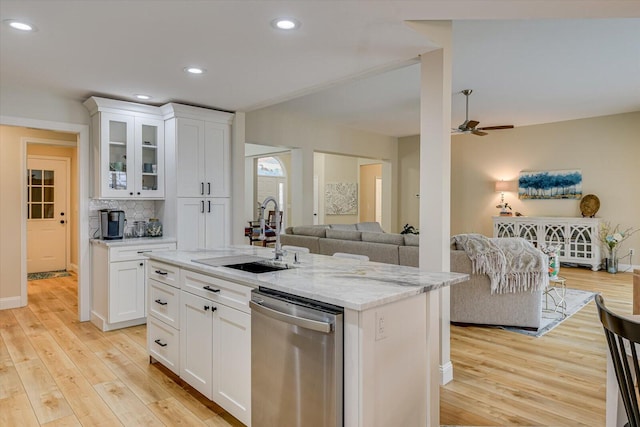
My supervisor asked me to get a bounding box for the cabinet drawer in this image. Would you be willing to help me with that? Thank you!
[148,279,180,329]
[147,316,179,376]
[147,260,180,287]
[110,243,176,262]
[181,269,251,313]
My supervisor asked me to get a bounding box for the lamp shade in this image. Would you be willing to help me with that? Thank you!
[495,180,510,192]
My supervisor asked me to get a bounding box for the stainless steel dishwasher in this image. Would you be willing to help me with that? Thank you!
[250,287,343,427]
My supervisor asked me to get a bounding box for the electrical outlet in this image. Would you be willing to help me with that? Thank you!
[375,310,388,341]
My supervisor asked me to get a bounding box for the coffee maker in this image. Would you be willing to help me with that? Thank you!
[100,209,125,239]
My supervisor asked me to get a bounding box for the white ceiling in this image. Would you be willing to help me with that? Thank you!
[1,1,639,138]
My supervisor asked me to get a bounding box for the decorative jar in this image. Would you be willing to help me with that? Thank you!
[146,218,163,237]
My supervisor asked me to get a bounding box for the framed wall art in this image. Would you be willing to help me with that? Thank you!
[325,182,358,215]
[518,169,582,200]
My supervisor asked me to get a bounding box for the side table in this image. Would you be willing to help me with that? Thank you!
[545,276,567,317]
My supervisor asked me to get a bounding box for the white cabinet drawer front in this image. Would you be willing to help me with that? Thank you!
[147,260,180,287]
[181,269,251,312]
[111,243,176,262]
[148,316,179,376]
[148,279,180,329]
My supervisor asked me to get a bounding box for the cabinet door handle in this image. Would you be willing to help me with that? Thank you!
[155,299,167,306]
[201,182,204,195]
[207,182,211,195]
[204,305,210,311]
[208,200,211,213]
[154,339,167,347]
[203,285,220,293]
[137,250,151,254]
[155,270,168,275]
[139,262,144,267]
[201,200,205,213]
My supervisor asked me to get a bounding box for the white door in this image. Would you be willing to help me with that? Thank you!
[27,157,68,273]
[180,291,213,399]
[176,198,206,250]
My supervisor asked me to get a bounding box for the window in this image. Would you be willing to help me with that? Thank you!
[28,169,55,219]
[257,156,284,177]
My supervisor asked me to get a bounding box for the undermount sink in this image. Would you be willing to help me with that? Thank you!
[222,260,292,274]
[192,255,293,274]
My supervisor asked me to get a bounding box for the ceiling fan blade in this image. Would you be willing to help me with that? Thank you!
[472,130,488,136]
[477,125,514,130]
[466,120,480,129]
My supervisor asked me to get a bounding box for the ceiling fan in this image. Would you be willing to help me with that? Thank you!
[454,89,514,136]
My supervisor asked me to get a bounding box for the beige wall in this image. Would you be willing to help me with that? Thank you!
[315,153,360,225]
[1,126,78,302]
[246,108,399,231]
[397,112,640,258]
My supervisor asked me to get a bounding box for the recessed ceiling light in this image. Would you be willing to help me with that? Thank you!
[271,18,300,30]
[184,67,206,75]
[4,19,37,32]
[134,94,151,100]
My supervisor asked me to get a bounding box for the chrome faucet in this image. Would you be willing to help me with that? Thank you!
[259,196,284,261]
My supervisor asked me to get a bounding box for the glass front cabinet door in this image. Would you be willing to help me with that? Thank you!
[135,117,164,198]
[101,112,135,198]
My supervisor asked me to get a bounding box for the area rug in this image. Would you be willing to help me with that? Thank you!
[27,270,70,281]
[503,287,596,337]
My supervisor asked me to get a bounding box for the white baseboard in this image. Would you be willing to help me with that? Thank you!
[0,296,25,310]
[68,263,78,273]
[440,361,454,385]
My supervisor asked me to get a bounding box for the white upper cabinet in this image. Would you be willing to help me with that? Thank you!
[84,97,165,199]
[175,118,230,198]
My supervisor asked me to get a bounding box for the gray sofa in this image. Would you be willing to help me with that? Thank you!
[281,224,543,329]
[280,223,419,266]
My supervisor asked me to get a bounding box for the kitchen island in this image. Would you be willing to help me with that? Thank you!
[145,246,468,427]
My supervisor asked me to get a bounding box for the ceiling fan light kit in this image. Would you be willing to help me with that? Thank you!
[454,89,514,136]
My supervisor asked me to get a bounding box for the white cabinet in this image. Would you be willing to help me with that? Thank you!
[90,240,176,331]
[147,260,181,376]
[175,118,230,198]
[109,259,146,322]
[176,197,230,250]
[84,97,165,199]
[493,216,601,270]
[179,286,251,426]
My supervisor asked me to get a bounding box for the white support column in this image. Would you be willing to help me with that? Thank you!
[408,21,453,396]
[290,147,315,226]
[231,112,246,245]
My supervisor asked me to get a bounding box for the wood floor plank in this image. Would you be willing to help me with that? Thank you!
[0,333,25,399]
[0,392,41,427]
[93,380,164,426]
[40,414,82,426]
[0,308,40,363]
[147,397,208,426]
[14,358,74,424]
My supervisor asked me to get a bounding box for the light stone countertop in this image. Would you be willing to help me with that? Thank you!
[90,237,177,247]
[145,245,469,311]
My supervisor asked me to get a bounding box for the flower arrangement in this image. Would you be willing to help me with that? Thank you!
[598,222,639,256]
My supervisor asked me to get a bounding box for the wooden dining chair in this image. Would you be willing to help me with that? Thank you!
[596,294,640,426]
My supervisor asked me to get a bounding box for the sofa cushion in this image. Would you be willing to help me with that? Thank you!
[362,231,404,246]
[291,226,327,238]
[404,234,419,246]
[280,234,321,254]
[329,224,358,231]
[326,229,361,241]
[399,246,419,267]
[318,239,400,264]
[355,222,384,233]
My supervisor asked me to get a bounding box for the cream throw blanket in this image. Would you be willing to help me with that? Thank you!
[452,234,549,294]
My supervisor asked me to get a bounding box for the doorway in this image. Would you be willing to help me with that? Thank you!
[359,163,383,223]
[27,155,70,273]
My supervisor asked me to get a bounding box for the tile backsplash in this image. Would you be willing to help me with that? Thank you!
[89,199,156,238]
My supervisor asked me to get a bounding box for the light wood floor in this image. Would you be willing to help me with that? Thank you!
[0,267,632,426]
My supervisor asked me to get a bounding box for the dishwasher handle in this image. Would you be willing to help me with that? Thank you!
[250,300,333,333]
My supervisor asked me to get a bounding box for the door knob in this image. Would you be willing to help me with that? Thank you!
[60,220,65,224]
